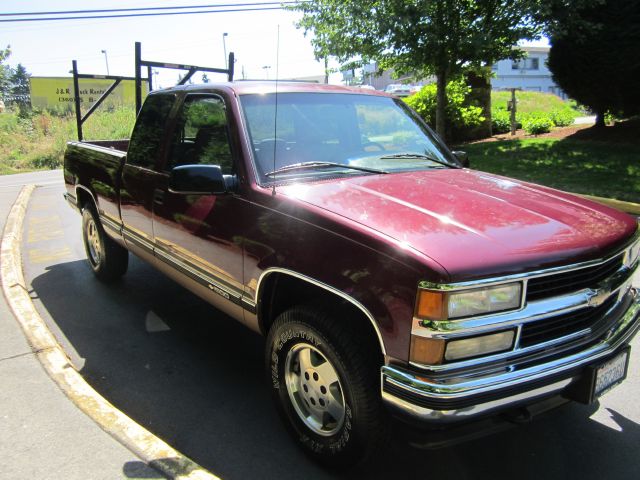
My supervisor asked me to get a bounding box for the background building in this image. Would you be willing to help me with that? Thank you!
[491,46,566,98]
[291,74,326,84]
[342,62,433,90]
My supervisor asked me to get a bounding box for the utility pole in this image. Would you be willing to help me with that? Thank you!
[509,88,517,136]
[222,32,228,68]
[100,49,110,75]
[324,57,329,84]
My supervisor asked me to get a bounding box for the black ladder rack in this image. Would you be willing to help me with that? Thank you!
[71,41,234,141]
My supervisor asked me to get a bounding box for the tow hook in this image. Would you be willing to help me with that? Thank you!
[502,406,533,424]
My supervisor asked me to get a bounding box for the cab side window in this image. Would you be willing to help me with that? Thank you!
[127,94,175,169]
[168,96,233,174]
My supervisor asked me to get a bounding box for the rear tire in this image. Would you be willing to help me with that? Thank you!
[265,306,388,469]
[81,206,128,282]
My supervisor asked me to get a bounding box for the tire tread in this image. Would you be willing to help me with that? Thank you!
[82,206,128,282]
[266,304,389,469]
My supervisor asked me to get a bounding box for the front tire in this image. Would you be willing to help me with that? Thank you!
[82,206,128,282]
[266,306,388,468]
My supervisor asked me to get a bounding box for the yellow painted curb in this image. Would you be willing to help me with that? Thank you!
[1,185,220,480]
[578,194,640,215]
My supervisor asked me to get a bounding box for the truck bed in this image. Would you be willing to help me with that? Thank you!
[79,139,130,152]
[63,140,128,228]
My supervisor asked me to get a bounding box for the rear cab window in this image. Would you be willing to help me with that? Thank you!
[127,93,176,170]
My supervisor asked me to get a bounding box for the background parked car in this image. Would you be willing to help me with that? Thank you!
[384,84,411,97]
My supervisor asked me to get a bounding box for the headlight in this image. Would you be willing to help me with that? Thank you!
[410,330,516,364]
[445,330,515,361]
[416,283,522,320]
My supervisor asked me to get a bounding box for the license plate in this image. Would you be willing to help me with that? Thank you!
[593,349,630,399]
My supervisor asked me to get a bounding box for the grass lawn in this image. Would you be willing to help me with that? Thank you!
[491,90,578,115]
[465,136,640,203]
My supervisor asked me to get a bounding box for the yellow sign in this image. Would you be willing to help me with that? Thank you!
[29,77,147,110]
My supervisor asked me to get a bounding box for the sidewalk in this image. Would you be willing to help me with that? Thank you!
[0,183,163,480]
[573,115,596,125]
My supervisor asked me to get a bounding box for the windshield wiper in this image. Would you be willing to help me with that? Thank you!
[378,152,449,167]
[265,161,387,177]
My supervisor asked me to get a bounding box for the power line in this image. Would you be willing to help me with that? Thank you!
[0,2,299,17]
[0,4,299,23]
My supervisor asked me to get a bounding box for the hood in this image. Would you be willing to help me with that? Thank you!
[278,169,638,281]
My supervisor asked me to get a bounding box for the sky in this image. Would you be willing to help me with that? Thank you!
[1,0,332,87]
[1,1,550,88]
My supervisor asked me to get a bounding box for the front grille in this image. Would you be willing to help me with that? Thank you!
[519,295,622,348]
[526,254,623,302]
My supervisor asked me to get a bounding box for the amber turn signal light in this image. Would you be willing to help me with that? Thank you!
[416,290,446,320]
[410,335,446,365]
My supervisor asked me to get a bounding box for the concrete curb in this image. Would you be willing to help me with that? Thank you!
[1,185,220,480]
[578,194,640,216]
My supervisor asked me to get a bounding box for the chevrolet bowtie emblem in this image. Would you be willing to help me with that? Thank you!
[587,289,611,307]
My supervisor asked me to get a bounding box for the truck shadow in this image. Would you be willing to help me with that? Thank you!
[30,257,640,480]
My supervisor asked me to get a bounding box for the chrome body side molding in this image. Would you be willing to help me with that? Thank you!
[116,221,257,330]
[63,192,79,210]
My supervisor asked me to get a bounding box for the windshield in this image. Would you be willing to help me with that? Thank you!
[239,92,457,184]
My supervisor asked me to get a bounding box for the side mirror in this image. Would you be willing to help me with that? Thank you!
[452,150,470,168]
[169,164,228,194]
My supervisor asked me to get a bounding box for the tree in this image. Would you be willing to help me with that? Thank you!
[292,0,543,140]
[0,45,11,97]
[546,0,640,127]
[10,63,30,97]
[404,78,486,140]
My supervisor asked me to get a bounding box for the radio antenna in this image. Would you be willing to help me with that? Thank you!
[271,25,280,196]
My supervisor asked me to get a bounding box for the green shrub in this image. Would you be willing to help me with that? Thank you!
[549,108,576,127]
[491,110,511,134]
[522,114,553,135]
[0,106,136,174]
[404,79,485,133]
[603,111,625,125]
[45,104,75,117]
[490,91,579,135]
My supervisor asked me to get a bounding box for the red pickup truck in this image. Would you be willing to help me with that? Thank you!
[64,82,640,468]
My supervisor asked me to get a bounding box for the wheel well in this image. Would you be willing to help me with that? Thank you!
[259,272,384,361]
[76,187,95,212]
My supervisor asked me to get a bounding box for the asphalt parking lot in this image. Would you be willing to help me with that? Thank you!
[6,173,640,479]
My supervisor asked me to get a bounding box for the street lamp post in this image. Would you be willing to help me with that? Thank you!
[222,32,228,69]
[100,49,110,75]
[153,69,159,89]
[262,65,271,79]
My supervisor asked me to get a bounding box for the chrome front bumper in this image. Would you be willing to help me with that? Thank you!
[381,288,640,424]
